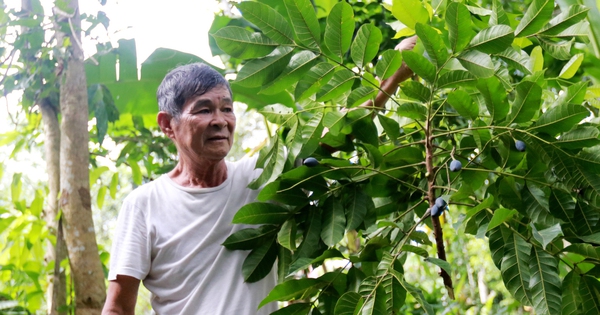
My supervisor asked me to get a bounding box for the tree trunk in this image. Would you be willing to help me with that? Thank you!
[55,0,106,313]
[40,99,68,315]
[20,0,68,313]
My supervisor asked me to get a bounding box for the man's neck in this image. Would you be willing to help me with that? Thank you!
[168,158,228,188]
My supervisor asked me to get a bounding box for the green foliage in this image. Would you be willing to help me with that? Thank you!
[211,0,600,314]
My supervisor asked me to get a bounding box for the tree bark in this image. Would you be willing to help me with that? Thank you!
[55,0,106,313]
[40,99,68,315]
[20,0,68,313]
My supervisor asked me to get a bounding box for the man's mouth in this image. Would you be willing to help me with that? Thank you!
[208,136,228,141]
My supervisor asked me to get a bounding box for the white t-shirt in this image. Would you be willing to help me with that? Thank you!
[108,157,277,314]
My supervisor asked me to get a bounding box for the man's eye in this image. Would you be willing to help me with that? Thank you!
[223,108,233,113]
[198,109,210,114]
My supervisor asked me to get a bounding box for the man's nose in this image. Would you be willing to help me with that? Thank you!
[210,111,228,128]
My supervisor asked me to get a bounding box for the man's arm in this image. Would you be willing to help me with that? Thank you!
[102,275,140,315]
[363,35,417,111]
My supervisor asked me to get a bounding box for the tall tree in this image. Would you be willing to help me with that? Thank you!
[19,0,67,313]
[55,0,106,313]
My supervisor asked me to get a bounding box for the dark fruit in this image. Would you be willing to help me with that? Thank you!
[515,140,526,152]
[435,197,447,208]
[431,205,442,217]
[449,160,462,172]
[303,157,319,167]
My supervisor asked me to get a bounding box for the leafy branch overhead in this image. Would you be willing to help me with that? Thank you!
[211,0,600,314]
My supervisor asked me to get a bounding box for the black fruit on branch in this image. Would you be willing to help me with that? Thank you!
[449,160,462,172]
[515,140,526,152]
[435,197,447,208]
[303,157,319,167]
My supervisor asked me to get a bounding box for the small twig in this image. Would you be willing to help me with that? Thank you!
[68,17,98,65]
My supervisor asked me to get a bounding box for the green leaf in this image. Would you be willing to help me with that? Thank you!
[458,50,495,78]
[127,158,143,185]
[278,218,298,251]
[237,1,295,45]
[259,180,308,205]
[284,0,321,50]
[506,81,542,124]
[316,69,356,102]
[556,127,600,149]
[539,37,573,60]
[324,2,354,63]
[488,226,509,269]
[540,4,590,35]
[515,0,555,37]
[402,50,436,83]
[232,202,290,225]
[477,77,509,122]
[323,111,346,136]
[375,50,403,80]
[579,276,600,314]
[522,183,561,227]
[97,186,107,209]
[495,48,533,75]
[528,246,562,315]
[295,62,336,101]
[334,292,364,315]
[261,50,320,94]
[561,270,582,315]
[271,303,311,315]
[321,197,346,247]
[487,208,517,231]
[424,257,452,275]
[529,46,544,72]
[531,223,563,250]
[345,188,370,230]
[398,279,435,315]
[415,23,449,68]
[211,26,278,59]
[378,114,401,141]
[298,112,325,158]
[382,273,406,314]
[559,53,584,79]
[236,46,295,88]
[223,225,278,250]
[242,238,278,283]
[294,208,322,260]
[396,103,427,121]
[109,173,118,199]
[347,86,377,108]
[359,277,388,315]
[401,81,430,102]
[447,89,478,119]
[401,244,428,257]
[351,23,382,68]
[501,233,532,306]
[259,278,318,308]
[249,136,287,189]
[391,0,429,30]
[437,70,476,89]
[490,0,510,26]
[530,104,589,135]
[445,2,473,52]
[469,25,514,54]
[260,104,295,126]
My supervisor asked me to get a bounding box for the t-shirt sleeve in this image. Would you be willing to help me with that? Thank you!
[108,197,151,281]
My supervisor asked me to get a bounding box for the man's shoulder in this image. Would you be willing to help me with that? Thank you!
[123,175,169,204]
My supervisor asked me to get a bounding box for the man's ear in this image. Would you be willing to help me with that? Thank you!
[157,111,175,138]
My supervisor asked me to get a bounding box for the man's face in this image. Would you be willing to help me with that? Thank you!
[169,85,236,162]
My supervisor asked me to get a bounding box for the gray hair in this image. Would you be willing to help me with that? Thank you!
[156,63,231,119]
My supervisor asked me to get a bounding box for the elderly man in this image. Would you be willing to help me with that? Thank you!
[102,37,416,314]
